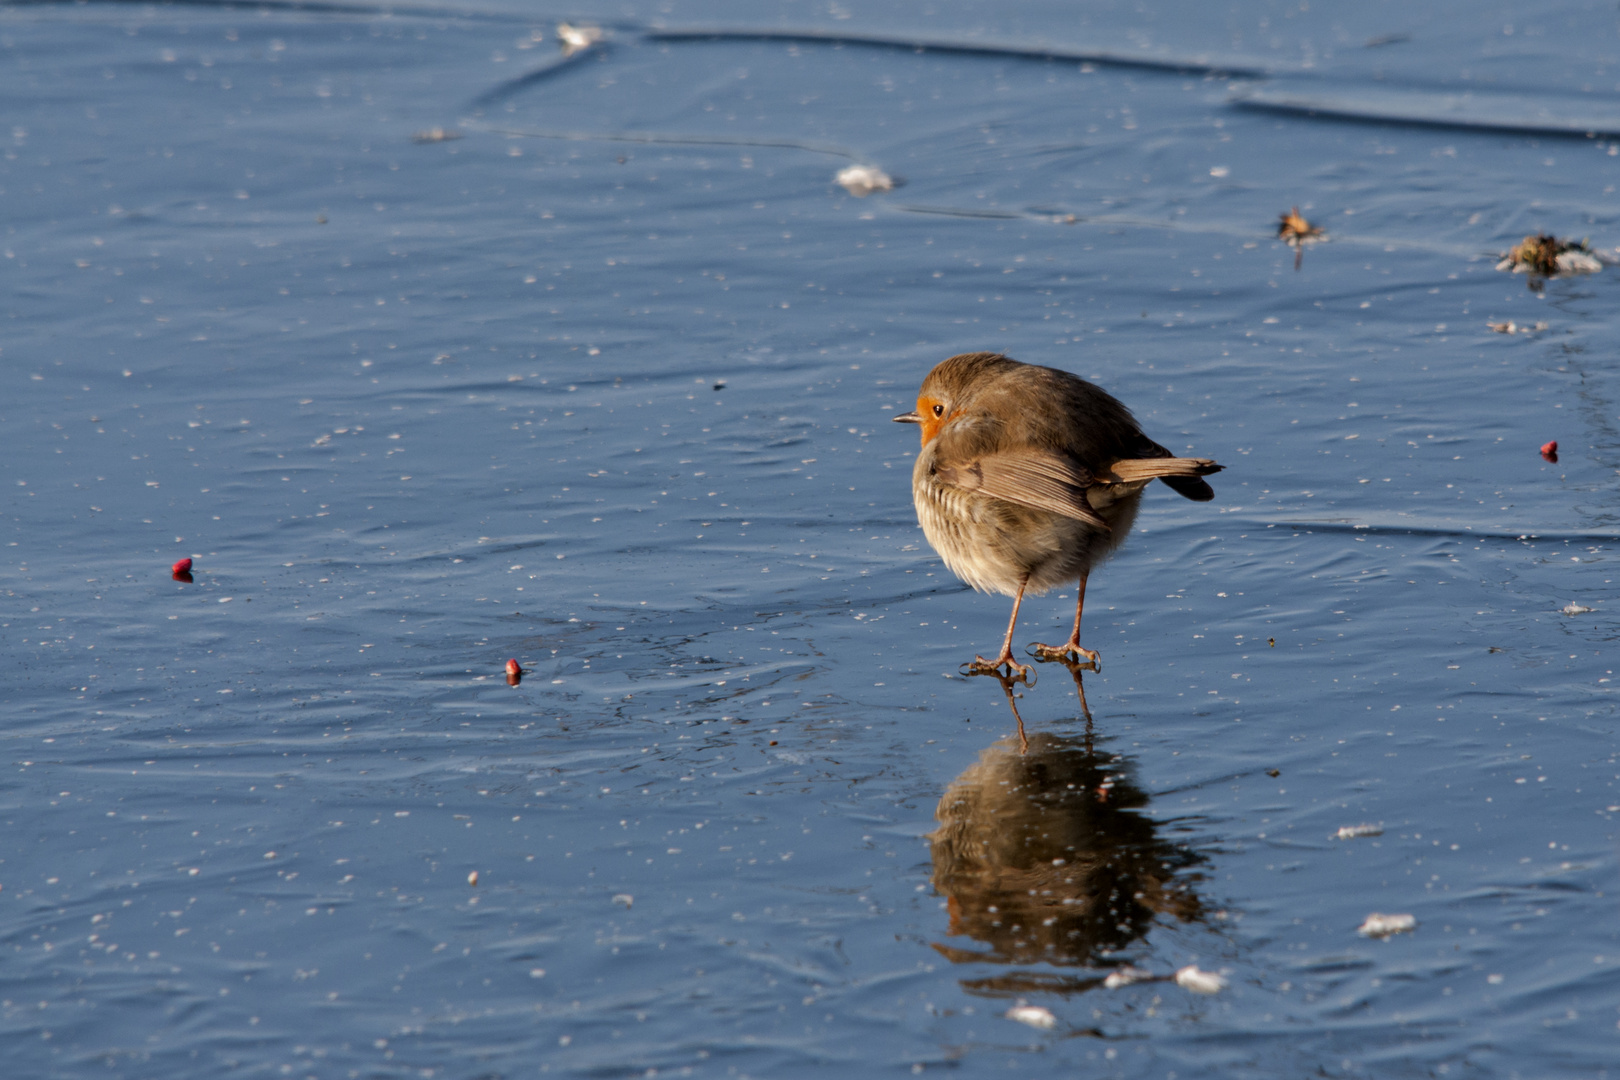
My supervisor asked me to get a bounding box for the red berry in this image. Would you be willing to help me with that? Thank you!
[172,557,193,574]
[1540,440,1558,463]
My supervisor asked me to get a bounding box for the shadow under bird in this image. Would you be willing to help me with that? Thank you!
[894,352,1222,679]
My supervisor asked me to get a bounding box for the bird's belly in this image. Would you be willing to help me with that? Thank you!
[912,476,1135,597]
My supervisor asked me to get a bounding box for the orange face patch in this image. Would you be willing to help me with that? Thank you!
[917,396,948,445]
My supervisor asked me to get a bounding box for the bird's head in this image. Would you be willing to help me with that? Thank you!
[891,391,952,445]
[892,352,1004,446]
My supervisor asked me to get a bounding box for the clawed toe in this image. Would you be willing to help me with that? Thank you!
[1027,641,1101,669]
[962,654,1034,684]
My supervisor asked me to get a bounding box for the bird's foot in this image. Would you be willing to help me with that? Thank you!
[962,651,1034,685]
[1028,639,1100,671]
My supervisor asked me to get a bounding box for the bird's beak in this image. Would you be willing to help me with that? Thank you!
[891,411,921,424]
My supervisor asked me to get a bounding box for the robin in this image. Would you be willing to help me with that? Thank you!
[893,352,1222,680]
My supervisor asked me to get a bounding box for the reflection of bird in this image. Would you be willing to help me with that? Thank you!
[894,353,1221,679]
[929,730,1203,969]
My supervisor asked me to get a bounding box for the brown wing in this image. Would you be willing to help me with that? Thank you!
[932,451,1108,530]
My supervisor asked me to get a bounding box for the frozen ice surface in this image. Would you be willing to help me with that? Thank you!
[5,1,1620,1078]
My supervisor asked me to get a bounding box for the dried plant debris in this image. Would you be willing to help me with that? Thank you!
[1358,912,1416,939]
[1334,823,1383,840]
[557,23,603,56]
[1099,964,1227,993]
[1005,1004,1057,1030]
[1276,206,1326,270]
[412,127,462,144]
[1173,966,1228,994]
[1102,965,1154,989]
[835,164,896,197]
[1487,320,1548,335]
[1496,234,1608,277]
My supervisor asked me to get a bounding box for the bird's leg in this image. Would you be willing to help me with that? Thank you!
[1028,572,1101,668]
[964,576,1034,683]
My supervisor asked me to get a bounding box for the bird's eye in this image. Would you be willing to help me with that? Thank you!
[931,404,944,417]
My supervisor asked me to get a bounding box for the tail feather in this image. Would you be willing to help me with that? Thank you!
[1100,456,1222,502]
[1160,474,1216,501]
[1103,457,1221,481]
